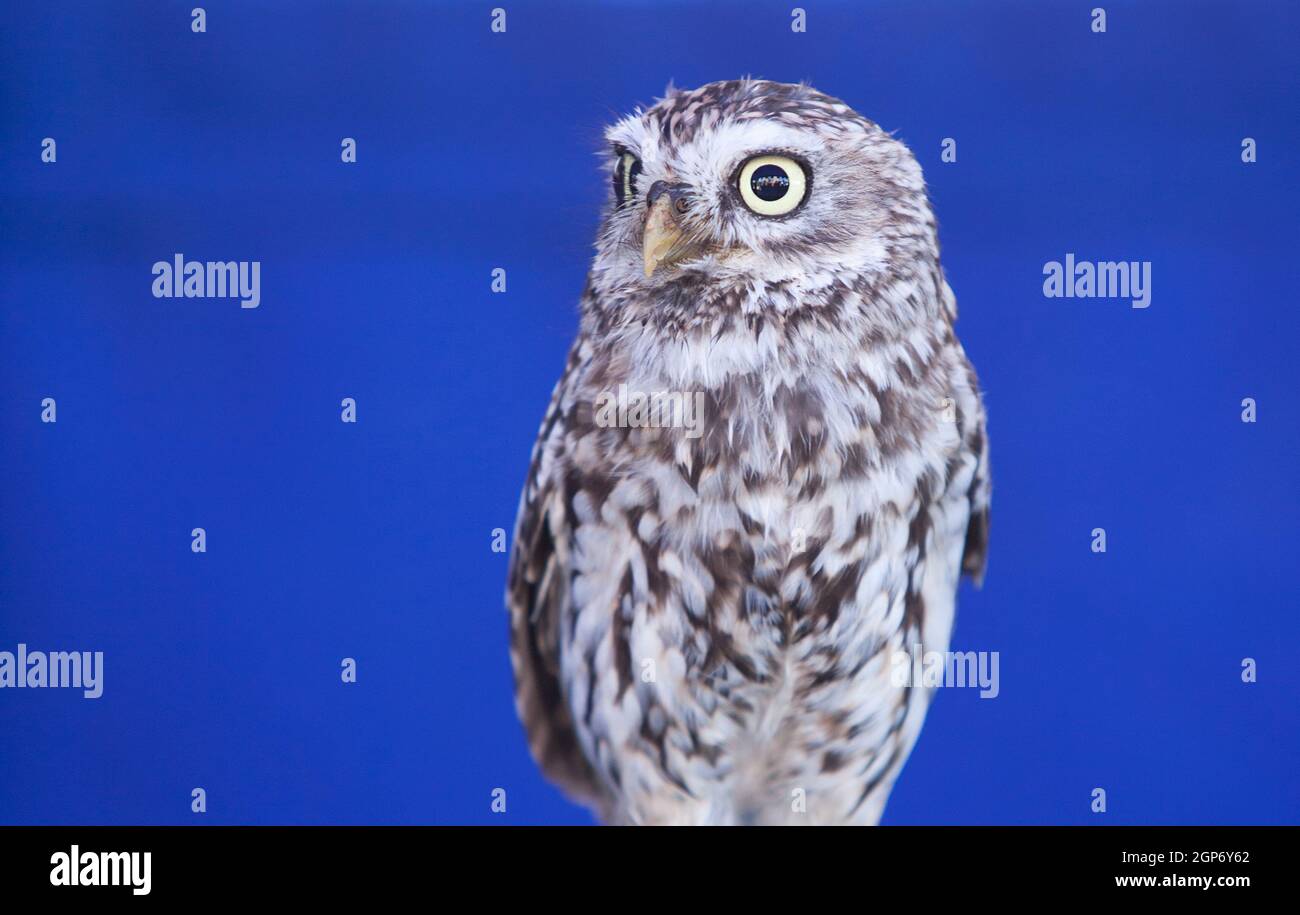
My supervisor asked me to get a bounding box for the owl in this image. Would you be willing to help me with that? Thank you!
[507,79,989,826]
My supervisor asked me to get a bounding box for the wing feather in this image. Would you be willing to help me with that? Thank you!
[505,355,610,815]
[960,408,991,585]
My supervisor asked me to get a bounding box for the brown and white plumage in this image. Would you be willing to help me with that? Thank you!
[508,80,989,825]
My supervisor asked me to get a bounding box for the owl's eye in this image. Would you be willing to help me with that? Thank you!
[613,151,641,208]
[737,154,808,216]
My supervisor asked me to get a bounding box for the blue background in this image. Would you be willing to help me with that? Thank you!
[2,0,1296,825]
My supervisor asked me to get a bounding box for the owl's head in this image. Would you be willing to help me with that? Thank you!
[589,79,935,322]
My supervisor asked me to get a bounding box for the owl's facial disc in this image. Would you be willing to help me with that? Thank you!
[641,180,698,277]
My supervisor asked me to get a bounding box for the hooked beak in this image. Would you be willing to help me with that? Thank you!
[641,180,698,278]
[642,196,683,278]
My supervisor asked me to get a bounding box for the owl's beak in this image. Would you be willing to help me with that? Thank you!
[642,196,685,278]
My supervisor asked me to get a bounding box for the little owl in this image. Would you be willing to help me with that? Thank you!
[507,79,989,826]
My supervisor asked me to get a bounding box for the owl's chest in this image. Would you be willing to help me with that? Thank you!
[571,334,945,548]
[567,356,940,631]
[561,350,956,781]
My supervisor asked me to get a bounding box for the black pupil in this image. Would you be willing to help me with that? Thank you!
[750,164,790,201]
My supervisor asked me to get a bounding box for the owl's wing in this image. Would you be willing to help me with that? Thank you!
[939,272,990,583]
[960,407,991,585]
[506,353,610,817]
